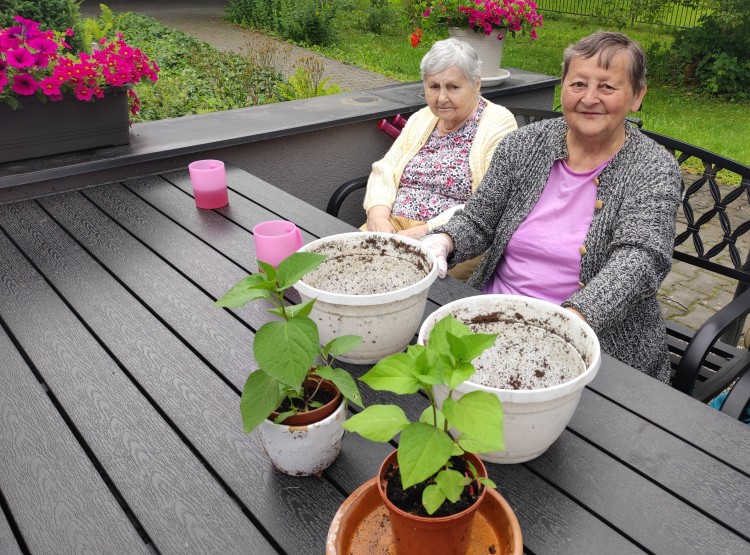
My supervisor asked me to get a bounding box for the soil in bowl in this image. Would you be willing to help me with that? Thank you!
[457,311,586,389]
[304,235,430,295]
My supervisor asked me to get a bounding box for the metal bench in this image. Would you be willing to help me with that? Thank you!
[326,107,750,409]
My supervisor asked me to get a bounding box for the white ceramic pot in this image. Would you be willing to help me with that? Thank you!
[258,399,346,476]
[418,294,601,464]
[295,232,438,364]
[448,27,507,79]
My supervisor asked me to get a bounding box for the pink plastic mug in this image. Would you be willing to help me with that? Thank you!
[253,220,303,267]
[188,159,229,209]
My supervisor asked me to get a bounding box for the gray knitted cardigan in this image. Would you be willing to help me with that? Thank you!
[436,117,682,382]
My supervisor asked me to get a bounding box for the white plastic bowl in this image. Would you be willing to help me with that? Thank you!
[418,294,601,464]
[295,232,438,364]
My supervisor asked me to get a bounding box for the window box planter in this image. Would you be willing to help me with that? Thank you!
[0,87,130,164]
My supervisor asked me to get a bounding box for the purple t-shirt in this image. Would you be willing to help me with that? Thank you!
[483,158,609,304]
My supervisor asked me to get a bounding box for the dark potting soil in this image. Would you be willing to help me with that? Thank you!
[384,456,482,518]
[276,385,335,413]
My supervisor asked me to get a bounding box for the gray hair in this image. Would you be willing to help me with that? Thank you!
[420,38,482,83]
[562,31,647,93]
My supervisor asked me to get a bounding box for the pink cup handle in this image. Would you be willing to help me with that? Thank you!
[295,227,302,249]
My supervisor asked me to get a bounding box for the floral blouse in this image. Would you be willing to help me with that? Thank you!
[392,98,486,221]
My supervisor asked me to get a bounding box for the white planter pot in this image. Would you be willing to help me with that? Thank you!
[258,399,347,476]
[295,232,438,364]
[418,294,601,464]
[448,27,507,79]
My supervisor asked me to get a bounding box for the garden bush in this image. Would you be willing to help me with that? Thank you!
[109,13,283,121]
[227,0,338,45]
[647,0,750,99]
[0,0,85,51]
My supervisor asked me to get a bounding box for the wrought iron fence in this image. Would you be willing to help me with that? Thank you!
[535,0,704,28]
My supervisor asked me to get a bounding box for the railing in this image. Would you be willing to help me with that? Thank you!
[536,0,705,28]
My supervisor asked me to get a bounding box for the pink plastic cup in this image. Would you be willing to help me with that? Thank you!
[188,160,229,209]
[253,220,303,267]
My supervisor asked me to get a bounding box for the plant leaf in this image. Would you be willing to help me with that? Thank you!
[477,477,497,489]
[282,297,316,319]
[426,314,471,354]
[273,410,296,424]
[215,274,273,308]
[447,330,497,364]
[325,335,363,357]
[397,422,454,489]
[361,353,421,394]
[422,484,445,515]
[254,317,318,386]
[343,405,409,441]
[239,370,284,433]
[418,406,445,429]
[445,361,476,390]
[314,366,363,408]
[435,468,467,503]
[276,252,327,289]
[444,392,504,453]
[257,260,276,281]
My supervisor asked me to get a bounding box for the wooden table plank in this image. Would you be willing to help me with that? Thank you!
[37,191,254,390]
[526,430,748,554]
[0,326,145,554]
[30,192,356,554]
[571,388,750,539]
[587,355,750,475]
[0,204,276,554]
[0,504,21,555]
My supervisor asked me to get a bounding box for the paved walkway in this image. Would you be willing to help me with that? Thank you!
[79,0,749,343]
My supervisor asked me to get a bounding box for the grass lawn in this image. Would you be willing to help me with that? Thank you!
[314,12,750,167]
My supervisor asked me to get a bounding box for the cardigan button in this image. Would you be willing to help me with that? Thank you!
[579,245,587,255]
[594,176,601,186]
[578,281,586,288]
[595,199,604,210]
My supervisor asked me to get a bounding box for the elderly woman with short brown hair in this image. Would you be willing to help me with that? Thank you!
[423,31,682,382]
[363,37,517,280]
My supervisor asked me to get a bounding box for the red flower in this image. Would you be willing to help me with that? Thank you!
[7,48,34,68]
[410,29,423,48]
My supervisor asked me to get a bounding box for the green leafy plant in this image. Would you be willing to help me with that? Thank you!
[343,314,504,515]
[215,252,363,432]
[276,56,343,100]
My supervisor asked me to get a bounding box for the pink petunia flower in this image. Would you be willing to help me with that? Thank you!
[7,48,35,68]
[11,73,38,95]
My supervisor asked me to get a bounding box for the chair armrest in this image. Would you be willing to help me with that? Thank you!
[326,176,368,218]
[672,287,750,398]
[720,370,750,421]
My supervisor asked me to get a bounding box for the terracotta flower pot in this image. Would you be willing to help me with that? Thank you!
[377,450,486,555]
[270,377,342,425]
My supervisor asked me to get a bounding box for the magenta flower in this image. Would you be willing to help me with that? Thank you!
[0,15,159,119]
[7,48,35,68]
[11,72,38,95]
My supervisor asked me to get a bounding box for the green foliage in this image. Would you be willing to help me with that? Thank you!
[227,0,338,45]
[0,0,84,51]
[110,13,283,121]
[647,0,750,98]
[216,252,363,434]
[343,314,502,515]
[79,4,115,52]
[276,56,344,100]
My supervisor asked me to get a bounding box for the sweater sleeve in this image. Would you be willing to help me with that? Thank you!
[363,107,435,213]
[562,145,682,332]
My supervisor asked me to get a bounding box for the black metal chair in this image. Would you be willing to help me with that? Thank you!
[326,106,750,404]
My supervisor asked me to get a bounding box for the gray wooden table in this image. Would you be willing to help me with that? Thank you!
[1,166,748,554]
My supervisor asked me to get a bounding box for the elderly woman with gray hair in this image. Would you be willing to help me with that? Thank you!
[422,31,682,382]
[363,38,517,280]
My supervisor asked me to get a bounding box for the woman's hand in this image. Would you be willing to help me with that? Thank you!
[397,224,429,240]
[366,205,396,233]
[420,233,454,278]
